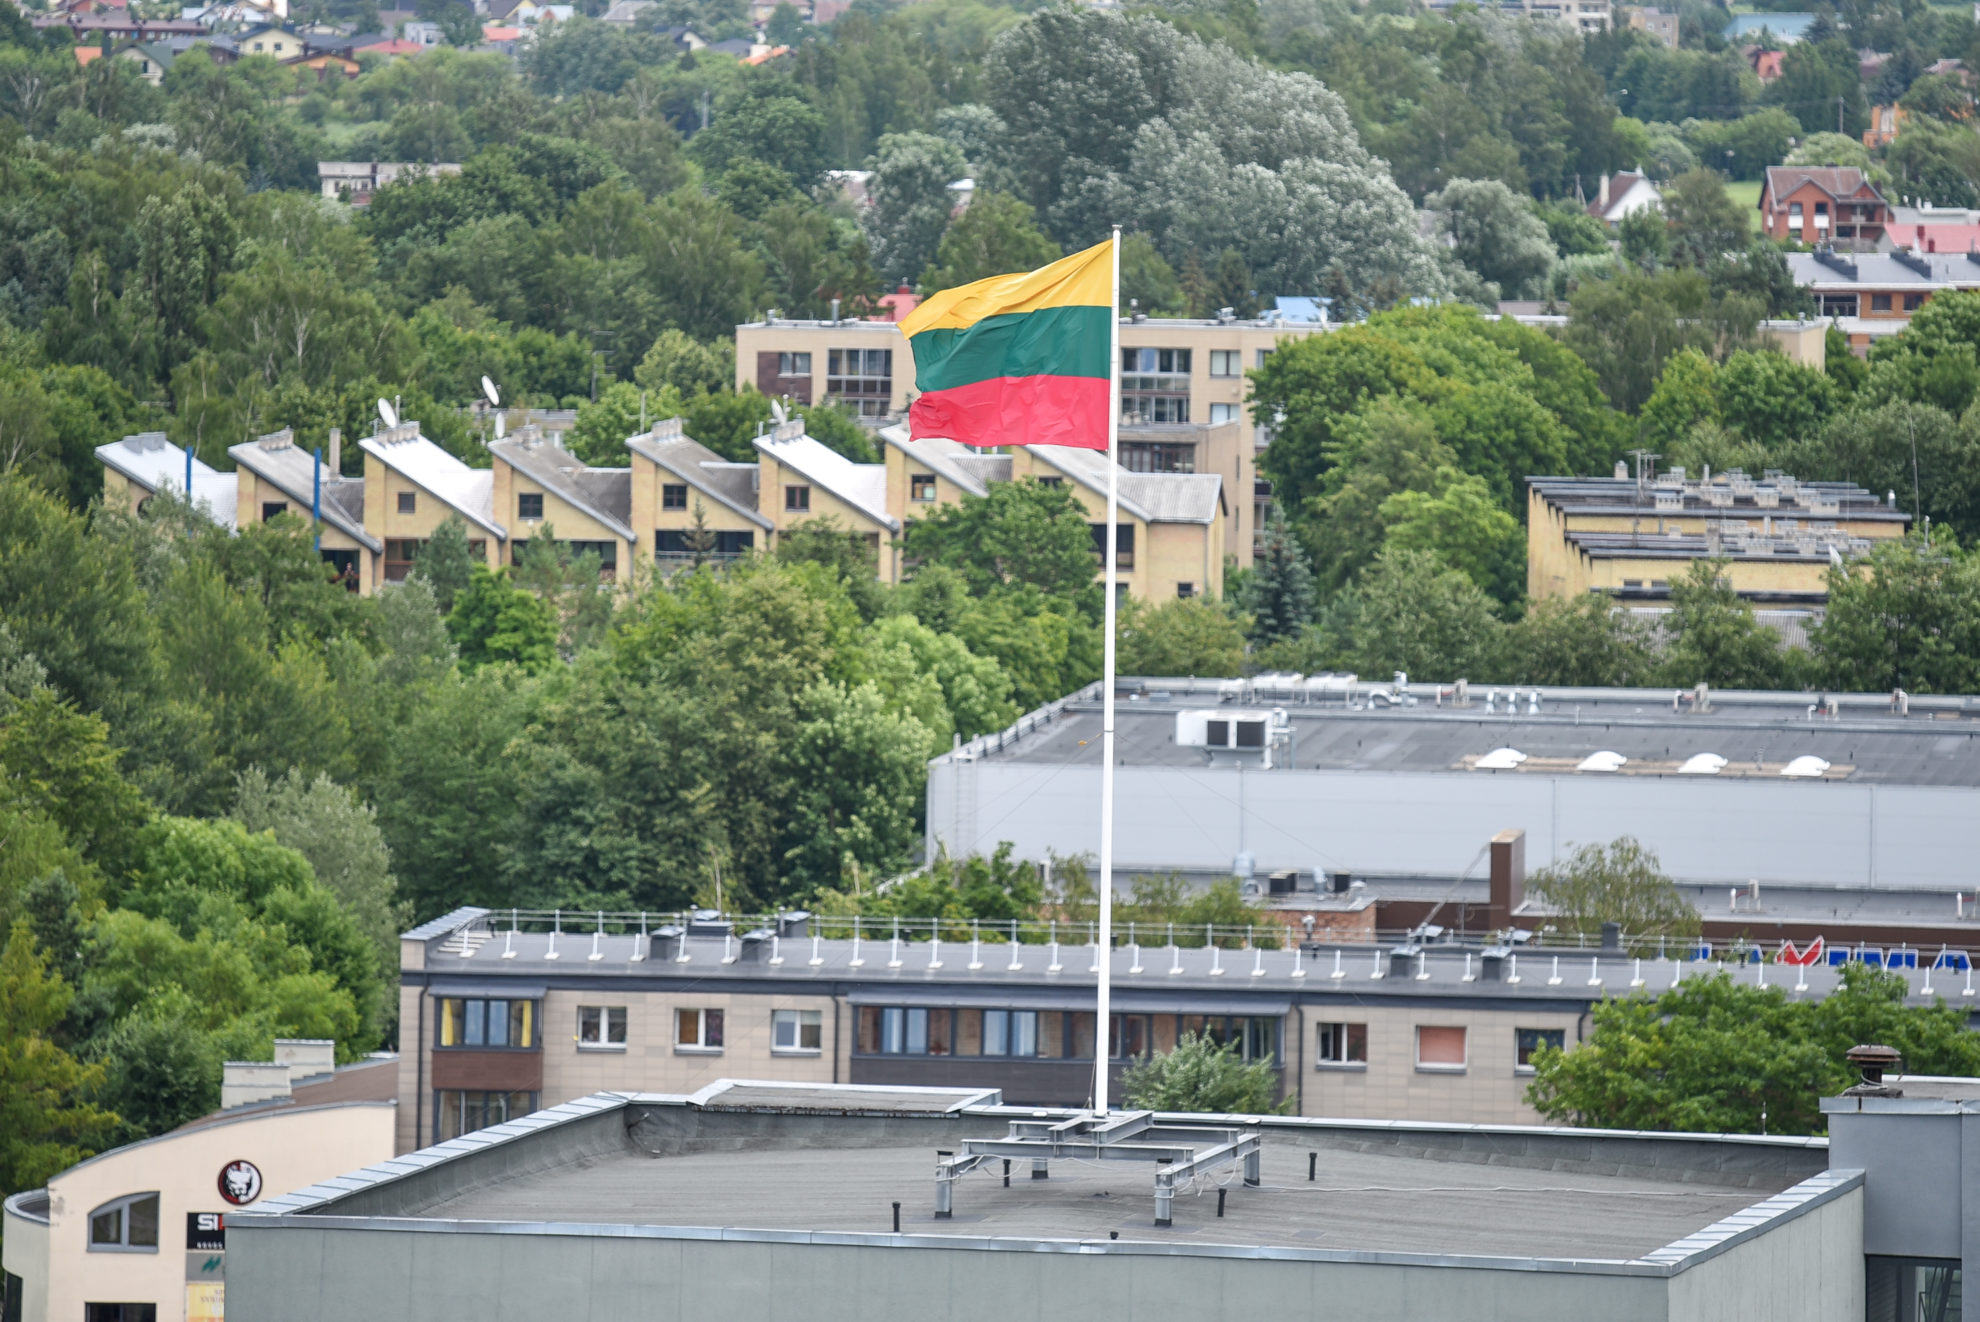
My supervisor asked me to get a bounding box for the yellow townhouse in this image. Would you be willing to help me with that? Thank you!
[359,420,507,589]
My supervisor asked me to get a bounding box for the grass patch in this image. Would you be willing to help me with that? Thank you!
[1723,179,1762,232]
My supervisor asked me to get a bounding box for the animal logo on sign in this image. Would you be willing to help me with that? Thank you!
[218,1160,263,1206]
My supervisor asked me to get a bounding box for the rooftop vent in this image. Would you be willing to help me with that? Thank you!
[1813,247,1859,279]
[1678,752,1727,775]
[257,427,296,451]
[649,417,684,441]
[1475,747,1527,770]
[1577,750,1628,772]
[1782,755,1832,778]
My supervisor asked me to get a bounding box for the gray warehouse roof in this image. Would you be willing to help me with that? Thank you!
[976,682,1980,788]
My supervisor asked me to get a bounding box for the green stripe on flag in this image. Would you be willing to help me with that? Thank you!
[909,304,1113,394]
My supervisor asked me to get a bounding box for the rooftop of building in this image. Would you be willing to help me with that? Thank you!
[626,420,773,530]
[248,1085,1846,1271]
[953,678,1980,787]
[1786,248,1980,287]
[96,430,239,527]
[1527,470,1907,521]
[401,906,1974,1006]
[229,428,378,550]
[490,431,633,539]
[358,421,502,538]
[755,419,897,531]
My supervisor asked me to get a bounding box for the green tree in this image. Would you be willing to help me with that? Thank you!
[905,480,1099,607]
[1428,177,1555,299]
[920,192,1061,292]
[1304,548,1503,681]
[1120,1031,1285,1114]
[1243,505,1315,645]
[409,515,478,613]
[1504,594,1656,687]
[90,988,227,1140]
[777,679,932,895]
[446,565,558,672]
[1527,965,1980,1135]
[1811,535,1980,694]
[1657,558,1793,689]
[1119,233,1181,313]
[1117,598,1246,677]
[0,920,115,1196]
[1715,349,1833,452]
[863,130,968,287]
[1378,468,1524,606]
[231,767,407,996]
[1526,837,1700,945]
[1617,205,1669,269]
[634,330,735,399]
[1638,348,1719,452]
[1565,268,1761,413]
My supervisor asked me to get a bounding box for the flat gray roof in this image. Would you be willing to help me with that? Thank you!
[403,1130,1786,1260]
[987,692,1980,787]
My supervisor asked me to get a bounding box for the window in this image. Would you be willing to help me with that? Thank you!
[433,1089,537,1141]
[779,351,811,376]
[1176,582,1195,598]
[1121,347,1191,423]
[676,1007,724,1050]
[1416,1025,1467,1072]
[577,1006,627,1049]
[1111,1014,1152,1059]
[1209,402,1239,425]
[1516,1027,1565,1071]
[910,473,936,502]
[1256,349,1273,367]
[656,529,753,558]
[397,491,416,515]
[517,492,543,520]
[1819,293,1859,318]
[1208,349,1241,377]
[1865,1257,1962,1322]
[785,484,811,512]
[773,1009,822,1052]
[383,538,423,582]
[1872,294,1893,312]
[87,1193,159,1252]
[1089,522,1135,569]
[1122,440,1196,473]
[436,997,537,1049]
[1036,476,1063,488]
[827,347,893,417]
[662,483,688,510]
[1905,293,1926,311]
[1316,1022,1367,1066]
[84,1309,157,1322]
[261,501,289,521]
[983,1009,1036,1057]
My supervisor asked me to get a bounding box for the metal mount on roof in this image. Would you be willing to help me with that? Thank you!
[934,1111,1261,1227]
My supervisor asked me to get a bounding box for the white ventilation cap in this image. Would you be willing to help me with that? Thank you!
[1782,755,1832,778]
[1678,753,1728,775]
[1476,747,1527,770]
[1577,750,1628,773]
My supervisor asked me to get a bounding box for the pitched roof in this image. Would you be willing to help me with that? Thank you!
[488,434,634,541]
[1026,446,1224,524]
[228,429,380,552]
[879,426,1006,498]
[358,422,504,539]
[753,420,898,532]
[1763,165,1887,208]
[353,37,424,54]
[624,421,773,530]
[95,431,239,529]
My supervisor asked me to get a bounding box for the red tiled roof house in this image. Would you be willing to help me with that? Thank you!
[1759,166,1891,249]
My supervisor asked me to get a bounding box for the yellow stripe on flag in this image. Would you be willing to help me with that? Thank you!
[901,239,1113,336]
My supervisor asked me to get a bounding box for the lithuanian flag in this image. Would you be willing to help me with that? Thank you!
[901,239,1112,450]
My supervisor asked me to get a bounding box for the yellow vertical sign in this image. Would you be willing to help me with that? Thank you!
[186,1282,225,1322]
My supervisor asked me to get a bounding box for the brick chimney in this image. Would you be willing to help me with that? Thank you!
[1487,828,1526,931]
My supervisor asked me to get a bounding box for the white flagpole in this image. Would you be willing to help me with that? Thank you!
[1095,225,1121,1117]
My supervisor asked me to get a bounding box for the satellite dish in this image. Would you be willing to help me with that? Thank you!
[769,398,788,425]
[377,397,399,430]
[494,413,506,440]
[481,375,500,407]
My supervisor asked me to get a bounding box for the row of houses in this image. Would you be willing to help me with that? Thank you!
[97,412,1238,602]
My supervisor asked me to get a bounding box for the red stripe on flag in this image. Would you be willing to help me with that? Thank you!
[907,374,1110,450]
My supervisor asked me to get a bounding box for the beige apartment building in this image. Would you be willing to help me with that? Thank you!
[739,311,1319,559]
[1527,468,1910,605]
[392,908,1612,1157]
[100,412,1230,603]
